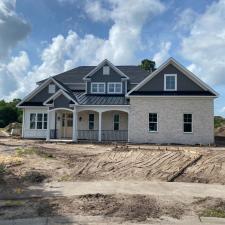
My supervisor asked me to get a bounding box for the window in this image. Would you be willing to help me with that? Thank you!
[67,113,73,127]
[103,66,110,75]
[149,113,158,132]
[164,74,177,91]
[89,114,94,130]
[113,114,120,131]
[183,114,192,133]
[48,84,56,94]
[91,83,105,94]
[37,113,43,129]
[30,114,36,129]
[107,82,122,94]
[30,113,47,130]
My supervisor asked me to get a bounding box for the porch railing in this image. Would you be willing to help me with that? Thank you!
[50,129,58,139]
[102,130,128,141]
[77,130,98,141]
[77,130,128,142]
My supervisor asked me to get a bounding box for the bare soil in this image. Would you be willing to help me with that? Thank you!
[1,137,225,185]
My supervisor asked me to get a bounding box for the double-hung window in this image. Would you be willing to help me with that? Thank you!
[30,113,47,130]
[89,114,94,130]
[91,83,105,94]
[108,82,122,94]
[113,114,120,131]
[164,74,177,91]
[149,113,158,132]
[183,114,192,133]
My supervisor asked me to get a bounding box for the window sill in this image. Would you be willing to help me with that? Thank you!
[183,132,193,134]
[149,131,158,133]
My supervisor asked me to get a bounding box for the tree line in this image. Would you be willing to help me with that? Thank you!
[0,99,22,128]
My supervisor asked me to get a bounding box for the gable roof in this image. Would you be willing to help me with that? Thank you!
[126,57,219,97]
[37,62,150,85]
[43,89,78,106]
[83,59,129,80]
[17,77,69,107]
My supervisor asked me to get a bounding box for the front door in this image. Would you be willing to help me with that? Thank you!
[61,112,73,139]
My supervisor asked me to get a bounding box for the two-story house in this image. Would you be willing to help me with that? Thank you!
[17,58,218,145]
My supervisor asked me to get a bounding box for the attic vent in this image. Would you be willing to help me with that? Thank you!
[103,66,110,75]
[48,84,56,94]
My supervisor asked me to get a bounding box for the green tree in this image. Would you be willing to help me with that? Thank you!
[140,59,156,72]
[0,99,22,128]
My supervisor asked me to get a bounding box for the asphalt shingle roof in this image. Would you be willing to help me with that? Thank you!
[37,66,150,85]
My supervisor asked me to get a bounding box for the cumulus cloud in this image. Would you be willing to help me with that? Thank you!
[0,51,30,100]
[1,0,165,100]
[84,0,165,64]
[0,0,31,58]
[153,41,171,66]
[180,0,225,85]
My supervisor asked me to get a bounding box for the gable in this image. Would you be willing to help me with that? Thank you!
[138,64,204,92]
[53,94,73,109]
[90,65,126,82]
[28,82,60,103]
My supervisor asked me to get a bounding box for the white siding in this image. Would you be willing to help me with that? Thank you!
[23,108,48,139]
[128,97,214,145]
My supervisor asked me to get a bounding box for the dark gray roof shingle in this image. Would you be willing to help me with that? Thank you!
[37,66,150,85]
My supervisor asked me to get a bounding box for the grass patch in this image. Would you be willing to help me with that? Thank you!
[201,209,225,218]
[16,147,54,159]
[58,174,72,182]
[3,200,25,207]
[0,164,6,174]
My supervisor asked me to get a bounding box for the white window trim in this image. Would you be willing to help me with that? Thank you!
[91,82,105,94]
[29,113,47,130]
[48,84,56,94]
[103,66,110,75]
[149,113,158,133]
[164,74,177,91]
[107,82,122,94]
[183,113,193,134]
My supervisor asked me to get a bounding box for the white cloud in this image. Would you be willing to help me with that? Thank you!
[0,51,30,100]
[173,8,198,32]
[0,0,31,58]
[180,0,225,85]
[153,41,171,66]
[1,0,165,100]
[85,0,165,64]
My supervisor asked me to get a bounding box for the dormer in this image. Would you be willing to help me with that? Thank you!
[83,59,129,95]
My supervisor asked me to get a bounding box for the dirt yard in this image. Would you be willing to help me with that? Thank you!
[1,137,225,221]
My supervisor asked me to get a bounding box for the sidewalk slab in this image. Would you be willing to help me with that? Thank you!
[200,216,225,224]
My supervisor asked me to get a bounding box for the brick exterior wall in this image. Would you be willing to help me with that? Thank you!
[128,97,214,145]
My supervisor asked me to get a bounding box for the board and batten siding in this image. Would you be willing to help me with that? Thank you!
[23,108,48,139]
[128,97,214,145]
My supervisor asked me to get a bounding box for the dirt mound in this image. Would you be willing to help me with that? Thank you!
[4,122,21,133]
[72,149,201,181]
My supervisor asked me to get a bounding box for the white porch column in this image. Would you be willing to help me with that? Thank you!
[21,109,25,138]
[98,111,102,142]
[46,109,50,141]
[72,107,78,142]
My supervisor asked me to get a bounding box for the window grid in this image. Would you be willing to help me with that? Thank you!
[107,82,122,94]
[149,113,158,132]
[164,74,177,91]
[183,114,192,133]
[30,113,47,130]
[91,83,105,94]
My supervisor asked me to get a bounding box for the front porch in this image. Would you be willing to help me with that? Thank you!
[48,107,129,142]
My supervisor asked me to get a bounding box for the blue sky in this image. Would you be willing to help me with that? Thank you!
[0,0,225,116]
